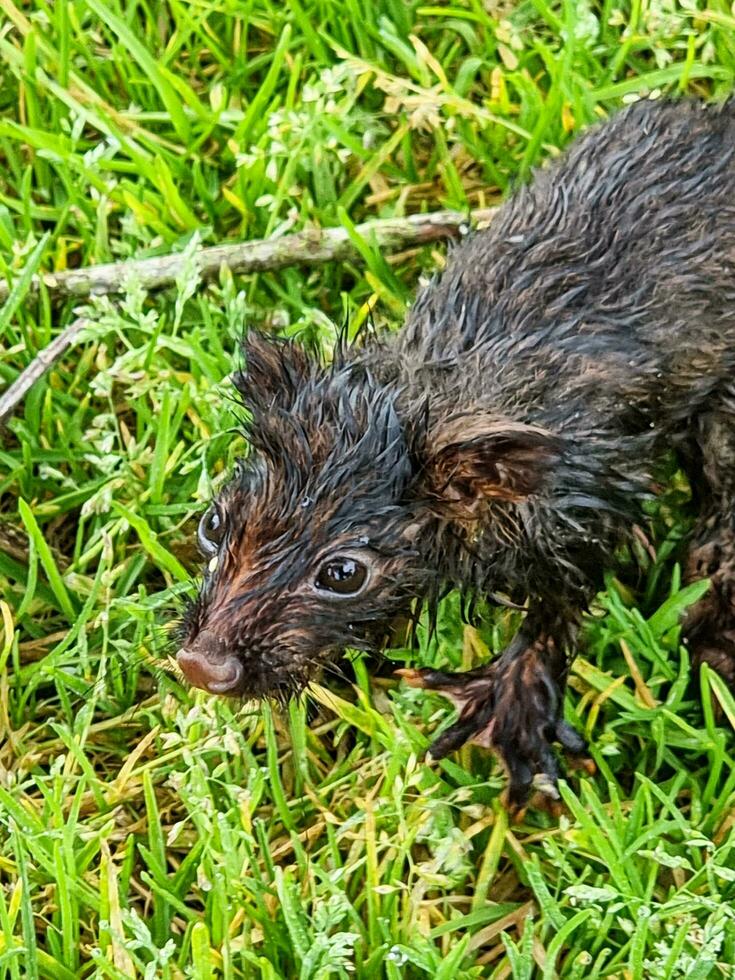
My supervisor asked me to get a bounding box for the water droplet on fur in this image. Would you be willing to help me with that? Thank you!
[208,556,219,574]
[301,496,312,508]
[359,535,369,545]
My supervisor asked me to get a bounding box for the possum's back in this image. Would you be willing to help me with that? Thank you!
[398,99,735,432]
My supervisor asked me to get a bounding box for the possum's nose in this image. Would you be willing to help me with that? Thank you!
[176,645,245,696]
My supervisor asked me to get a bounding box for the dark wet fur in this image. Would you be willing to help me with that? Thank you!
[180,98,735,813]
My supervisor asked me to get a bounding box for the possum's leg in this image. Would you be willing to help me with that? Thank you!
[683,399,735,686]
[684,519,735,687]
[399,615,591,817]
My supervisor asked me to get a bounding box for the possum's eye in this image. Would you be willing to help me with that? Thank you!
[314,557,368,597]
[197,506,225,557]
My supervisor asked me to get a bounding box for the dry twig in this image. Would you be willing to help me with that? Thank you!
[0,208,495,303]
[0,318,91,426]
[0,208,495,426]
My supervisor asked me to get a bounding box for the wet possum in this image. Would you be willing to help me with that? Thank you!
[176,98,735,815]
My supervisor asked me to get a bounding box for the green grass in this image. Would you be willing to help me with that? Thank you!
[2,0,735,976]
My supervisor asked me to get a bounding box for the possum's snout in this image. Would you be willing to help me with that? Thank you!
[176,632,245,696]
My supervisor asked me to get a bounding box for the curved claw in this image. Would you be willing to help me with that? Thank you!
[394,667,431,687]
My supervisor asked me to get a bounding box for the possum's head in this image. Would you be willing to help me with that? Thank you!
[176,333,562,700]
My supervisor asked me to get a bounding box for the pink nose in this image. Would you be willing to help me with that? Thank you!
[176,648,245,696]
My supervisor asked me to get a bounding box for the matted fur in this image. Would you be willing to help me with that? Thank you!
[178,98,735,811]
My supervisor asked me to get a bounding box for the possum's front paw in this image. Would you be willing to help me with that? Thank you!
[398,639,593,819]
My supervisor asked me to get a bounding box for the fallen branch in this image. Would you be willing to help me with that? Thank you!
[0,318,91,426]
[0,208,495,303]
[0,208,495,426]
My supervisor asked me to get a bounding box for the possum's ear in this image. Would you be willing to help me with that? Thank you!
[420,416,564,516]
[232,332,312,413]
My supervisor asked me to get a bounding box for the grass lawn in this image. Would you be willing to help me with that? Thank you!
[3,0,735,976]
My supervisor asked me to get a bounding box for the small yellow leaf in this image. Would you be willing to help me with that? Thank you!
[497,44,518,71]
